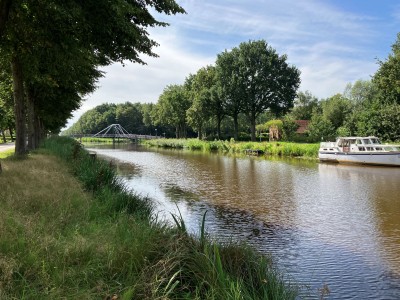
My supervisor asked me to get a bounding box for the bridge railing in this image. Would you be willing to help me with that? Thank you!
[68,133,158,140]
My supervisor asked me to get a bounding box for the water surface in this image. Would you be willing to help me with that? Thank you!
[89,144,400,299]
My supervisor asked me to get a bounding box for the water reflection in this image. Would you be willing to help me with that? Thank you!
[88,144,400,299]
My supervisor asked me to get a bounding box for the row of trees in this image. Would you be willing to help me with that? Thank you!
[66,40,302,141]
[152,40,301,141]
[0,0,184,154]
[66,34,400,143]
[152,34,399,142]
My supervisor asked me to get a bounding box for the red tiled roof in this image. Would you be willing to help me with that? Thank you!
[295,120,310,134]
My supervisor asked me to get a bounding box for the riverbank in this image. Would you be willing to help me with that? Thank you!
[0,137,298,299]
[144,138,319,158]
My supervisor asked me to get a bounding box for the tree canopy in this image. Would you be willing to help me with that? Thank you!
[216,40,300,141]
[0,0,185,154]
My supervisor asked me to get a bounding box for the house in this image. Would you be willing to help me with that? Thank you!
[295,120,309,134]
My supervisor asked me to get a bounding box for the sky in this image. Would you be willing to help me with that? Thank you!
[65,0,400,128]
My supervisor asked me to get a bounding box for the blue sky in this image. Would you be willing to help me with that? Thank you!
[66,0,400,127]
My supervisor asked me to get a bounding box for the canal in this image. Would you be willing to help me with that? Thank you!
[88,143,400,299]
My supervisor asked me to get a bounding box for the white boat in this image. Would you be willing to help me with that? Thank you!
[319,136,400,166]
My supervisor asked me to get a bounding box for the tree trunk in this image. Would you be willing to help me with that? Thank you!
[8,126,14,141]
[217,117,222,140]
[249,112,256,142]
[27,88,36,150]
[11,55,27,155]
[1,130,6,143]
[198,124,202,139]
[34,115,41,147]
[233,114,239,141]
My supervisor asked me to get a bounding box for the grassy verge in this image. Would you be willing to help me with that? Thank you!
[0,136,298,299]
[0,148,14,159]
[145,138,319,158]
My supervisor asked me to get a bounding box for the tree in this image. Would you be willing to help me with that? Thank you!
[216,47,243,140]
[153,85,191,138]
[373,33,400,104]
[282,115,299,141]
[343,79,376,105]
[185,66,217,139]
[217,40,301,141]
[307,114,336,142]
[290,91,318,120]
[116,102,145,134]
[320,94,352,130]
[1,0,185,154]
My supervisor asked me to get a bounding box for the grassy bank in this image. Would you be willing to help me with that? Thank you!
[0,137,298,299]
[76,137,131,143]
[144,138,319,158]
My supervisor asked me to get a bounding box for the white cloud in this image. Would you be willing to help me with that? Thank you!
[66,30,213,127]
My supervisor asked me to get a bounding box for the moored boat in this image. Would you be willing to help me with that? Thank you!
[318,136,400,166]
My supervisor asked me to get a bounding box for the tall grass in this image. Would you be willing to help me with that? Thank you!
[0,136,299,299]
[145,138,319,158]
[78,137,130,143]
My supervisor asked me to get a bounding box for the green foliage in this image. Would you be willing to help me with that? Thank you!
[186,66,218,139]
[282,116,299,141]
[307,114,336,142]
[153,85,191,138]
[354,103,400,141]
[0,71,14,134]
[290,90,318,120]
[336,126,351,137]
[265,119,283,129]
[343,79,377,104]
[373,33,400,104]
[320,94,352,130]
[1,0,185,153]
[216,40,301,141]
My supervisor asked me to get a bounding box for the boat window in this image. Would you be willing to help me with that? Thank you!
[363,139,370,144]
[356,139,362,145]
[366,147,373,151]
[371,138,381,144]
[358,147,365,151]
[375,147,382,151]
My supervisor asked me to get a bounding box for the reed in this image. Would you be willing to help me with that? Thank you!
[145,138,319,158]
[0,136,299,299]
[78,137,130,143]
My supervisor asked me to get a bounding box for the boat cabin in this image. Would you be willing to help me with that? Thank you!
[320,136,399,153]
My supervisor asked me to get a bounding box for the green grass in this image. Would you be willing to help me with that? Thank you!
[145,138,319,158]
[0,148,14,159]
[0,136,299,299]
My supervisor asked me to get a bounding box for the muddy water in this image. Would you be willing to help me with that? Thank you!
[89,144,400,299]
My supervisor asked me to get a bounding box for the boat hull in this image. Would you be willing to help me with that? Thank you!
[318,151,400,166]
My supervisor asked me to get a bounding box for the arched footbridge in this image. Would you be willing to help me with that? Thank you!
[68,124,159,141]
